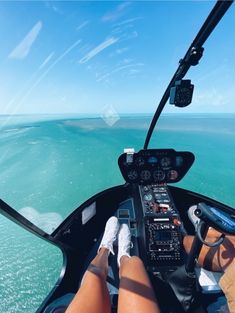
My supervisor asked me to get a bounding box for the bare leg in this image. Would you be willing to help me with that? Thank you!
[65,248,111,313]
[118,256,161,313]
[183,231,235,272]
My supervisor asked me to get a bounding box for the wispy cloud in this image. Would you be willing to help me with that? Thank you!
[109,47,129,57]
[113,17,143,27]
[102,2,131,22]
[76,20,90,31]
[4,39,81,119]
[194,87,228,107]
[113,63,143,73]
[120,31,138,41]
[52,5,63,15]
[79,37,119,64]
[39,52,55,70]
[5,51,54,113]
[8,21,42,59]
[116,47,129,55]
[18,39,81,103]
[96,62,144,82]
[45,2,63,15]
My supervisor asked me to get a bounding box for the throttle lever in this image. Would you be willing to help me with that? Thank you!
[196,221,225,247]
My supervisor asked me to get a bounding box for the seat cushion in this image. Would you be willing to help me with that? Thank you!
[43,293,75,313]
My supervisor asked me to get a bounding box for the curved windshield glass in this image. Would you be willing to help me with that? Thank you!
[1,1,222,232]
[0,214,63,313]
[1,2,235,313]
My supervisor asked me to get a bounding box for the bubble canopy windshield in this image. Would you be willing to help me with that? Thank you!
[0,1,235,233]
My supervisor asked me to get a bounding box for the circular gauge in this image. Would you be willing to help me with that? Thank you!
[127,170,138,181]
[153,170,165,181]
[144,193,153,201]
[135,156,145,166]
[167,170,178,180]
[140,170,151,181]
[161,157,171,168]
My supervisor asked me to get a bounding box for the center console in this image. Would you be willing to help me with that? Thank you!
[139,184,184,268]
[118,149,194,270]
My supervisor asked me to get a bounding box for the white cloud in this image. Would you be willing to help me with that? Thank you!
[5,39,81,118]
[96,62,144,82]
[116,47,129,54]
[193,86,230,110]
[52,5,63,15]
[113,63,143,73]
[19,39,81,101]
[8,21,42,59]
[114,17,143,27]
[79,37,119,64]
[39,52,55,70]
[76,20,90,31]
[102,2,131,22]
[120,31,138,41]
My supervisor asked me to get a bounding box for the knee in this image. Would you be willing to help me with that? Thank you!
[120,255,144,268]
[119,256,144,274]
[128,256,144,266]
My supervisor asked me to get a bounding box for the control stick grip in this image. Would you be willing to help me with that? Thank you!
[195,202,235,235]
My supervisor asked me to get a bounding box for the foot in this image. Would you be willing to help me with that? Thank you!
[98,216,120,255]
[188,205,200,230]
[117,223,132,267]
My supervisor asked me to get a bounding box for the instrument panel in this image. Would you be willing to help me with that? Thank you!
[118,149,195,184]
[139,184,184,266]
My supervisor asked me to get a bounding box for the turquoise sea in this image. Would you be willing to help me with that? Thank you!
[0,114,235,313]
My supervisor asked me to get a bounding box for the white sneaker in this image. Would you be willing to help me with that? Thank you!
[98,216,120,255]
[188,205,200,230]
[117,223,132,267]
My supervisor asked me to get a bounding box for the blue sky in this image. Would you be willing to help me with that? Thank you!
[0,1,235,115]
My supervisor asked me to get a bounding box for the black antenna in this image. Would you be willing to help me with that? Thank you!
[144,0,233,150]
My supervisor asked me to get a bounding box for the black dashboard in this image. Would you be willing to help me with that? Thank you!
[118,149,195,185]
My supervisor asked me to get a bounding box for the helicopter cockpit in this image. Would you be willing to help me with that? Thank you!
[0,1,235,313]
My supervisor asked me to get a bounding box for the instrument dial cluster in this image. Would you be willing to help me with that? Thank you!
[118,149,194,184]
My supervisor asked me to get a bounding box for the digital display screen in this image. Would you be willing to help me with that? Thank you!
[155,231,171,241]
[148,156,158,164]
[176,156,183,167]
[119,209,130,218]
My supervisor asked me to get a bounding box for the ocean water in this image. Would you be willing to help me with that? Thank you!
[0,114,235,312]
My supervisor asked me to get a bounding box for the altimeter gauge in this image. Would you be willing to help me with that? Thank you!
[167,170,178,180]
[140,170,151,181]
[127,170,138,180]
[135,157,145,166]
[153,170,165,181]
[161,157,171,168]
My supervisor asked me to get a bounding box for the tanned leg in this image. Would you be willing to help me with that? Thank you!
[65,248,111,313]
[183,230,235,271]
[118,256,161,313]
